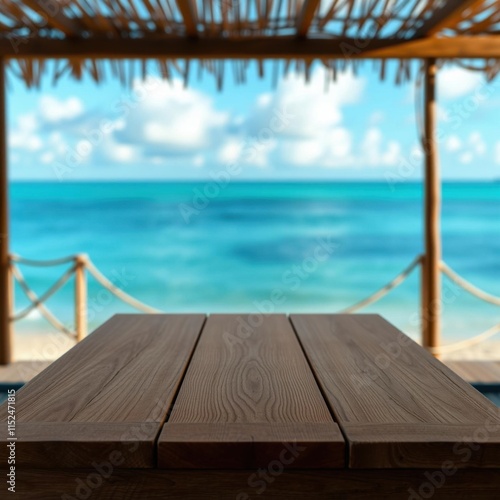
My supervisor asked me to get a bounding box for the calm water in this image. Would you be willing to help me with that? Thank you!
[10,181,500,343]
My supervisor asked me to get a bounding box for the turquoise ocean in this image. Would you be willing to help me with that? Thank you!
[10,181,500,345]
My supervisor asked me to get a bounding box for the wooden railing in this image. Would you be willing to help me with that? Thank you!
[8,253,160,342]
[7,253,500,356]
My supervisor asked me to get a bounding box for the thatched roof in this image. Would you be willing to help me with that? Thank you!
[0,1,499,87]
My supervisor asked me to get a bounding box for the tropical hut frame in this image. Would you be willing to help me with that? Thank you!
[1,0,500,365]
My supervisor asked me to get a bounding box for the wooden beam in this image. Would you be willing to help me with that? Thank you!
[0,35,499,59]
[414,0,485,37]
[422,58,441,357]
[22,0,81,36]
[175,0,198,37]
[0,57,11,365]
[297,0,321,37]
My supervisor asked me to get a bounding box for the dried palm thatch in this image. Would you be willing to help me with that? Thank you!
[0,1,499,87]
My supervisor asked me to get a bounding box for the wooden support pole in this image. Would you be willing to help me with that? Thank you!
[422,58,441,356]
[0,57,11,365]
[75,255,87,342]
[420,254,428,347]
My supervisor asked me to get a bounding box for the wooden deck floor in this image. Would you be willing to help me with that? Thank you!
[0,360,51,384]
[445,361,500,384]
[0,360,500,385]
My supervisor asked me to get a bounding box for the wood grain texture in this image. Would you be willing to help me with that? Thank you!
[159,314,344,468]
[5,468,500,499]
[0,314,205,468]
[160,423,344,469]
[290,314,500,468]
[345,424,500,468]
[0,422,156,468]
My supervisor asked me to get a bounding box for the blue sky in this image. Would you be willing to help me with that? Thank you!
[7,60,500,181]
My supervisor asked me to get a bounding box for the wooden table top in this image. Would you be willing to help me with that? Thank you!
[2,314,500,472]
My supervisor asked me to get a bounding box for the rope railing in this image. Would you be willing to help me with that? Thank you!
[7,253,500,355]
[427,262,500,355]
[429,323,500,356]
[10,254,78,267]
[84,259,161,314]
[339,255,423,313]
[11,264,77,321]
[8,254,161,339]
[10,264,75,337]
[440,261,500,307]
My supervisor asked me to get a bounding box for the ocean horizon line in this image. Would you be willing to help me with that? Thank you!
[9,178,499,184]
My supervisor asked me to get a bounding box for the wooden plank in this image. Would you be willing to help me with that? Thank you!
[297,0,321,37]
[414,0,484,37]
[1,35,500,59]
[6,468,500,499]
[0,422,156,469]
[291,314,500,468]
[158,314,344,469]
[0,314,205,467]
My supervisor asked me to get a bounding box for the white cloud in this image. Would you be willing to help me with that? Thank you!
[48,132,68,155]
[9,113,42,151]
[361,127,401,167]
[459,151,473,164]
[445,135,462,152]
[246,138,277,168]
[40,152,54,164]
[438,67,483,100]
[328,128,352,159]
[193,154,205,168]
[39,96,84,123]
[249,68,364,140]
[283,138,324,166]
[218,139,243,163]
[102,139,137,163]
[8,69,413,177]
[115,78,229,154]
[382,141,402,166]
[251,68,374,169]
[444,132,486,164]
[256,93,273,108]
[281,127,354,168]
[468,131,486,155]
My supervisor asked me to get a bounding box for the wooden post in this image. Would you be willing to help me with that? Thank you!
[422,58,441,356]
[0,57,11,365]
[75,255,87,342]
